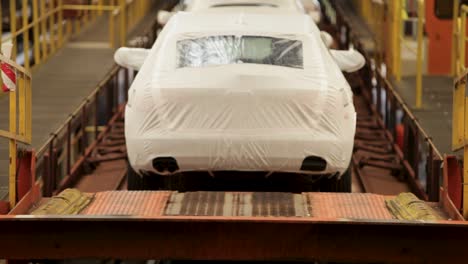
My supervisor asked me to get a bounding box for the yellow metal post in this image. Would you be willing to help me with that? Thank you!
[129,1,133,29]
[395,0,402,82]
[83,3,89,26]
[119,0,127,46]
[18,77,26,138]
[40,0,48,59]
[137,0,142,20]
[75,17,81,35]
[9,97,17,208]
[415,0,425,109]
[9,0,17,59]
[8,0,18,208]
[453,78,465,151]
[49,0,56,54]
[388,0,402,81]
[98,0,104,15]
[453,5,468,217]
[460,10,467,75]
[22,0,30,70]
[58,0,64,48]
[32,0,41,65]
[453,25,468,217]
[66,18,72,39]
[0,57,33,208]
[90,0,97,21]
[8,74,17,209]
[109,0,116,49]
[26,76,32,142]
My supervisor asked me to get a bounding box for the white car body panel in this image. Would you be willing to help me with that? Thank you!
[125,13,356,176]
[186,0,304,13]
[159,0,322,24]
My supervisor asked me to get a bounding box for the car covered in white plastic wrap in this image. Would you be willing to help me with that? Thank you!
[158,0,322,25]
[115,12,365,191]
[186,0,304,12]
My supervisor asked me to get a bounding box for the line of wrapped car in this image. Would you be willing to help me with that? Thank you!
[115,0,365,192]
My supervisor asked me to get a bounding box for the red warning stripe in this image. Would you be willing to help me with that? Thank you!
[1,62,16,92]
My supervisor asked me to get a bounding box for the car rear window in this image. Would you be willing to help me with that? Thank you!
[177,35,303,69]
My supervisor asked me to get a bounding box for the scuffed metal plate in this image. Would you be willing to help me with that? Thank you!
[81,191,171,216]
[77,191,400,220]
[165,192,308,217]
[306,193,393,220]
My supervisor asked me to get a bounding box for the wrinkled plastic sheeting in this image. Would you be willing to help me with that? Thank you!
[125,13,356,174]
[177,35,303,69]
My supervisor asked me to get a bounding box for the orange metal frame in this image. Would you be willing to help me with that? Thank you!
[425,0,453,75]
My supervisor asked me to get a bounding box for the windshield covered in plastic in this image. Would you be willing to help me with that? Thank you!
[177,35,303,69]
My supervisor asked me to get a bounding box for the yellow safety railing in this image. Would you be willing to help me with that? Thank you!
[454,5,468,77]
[0,54,32,208]
[0,0,152,207]
[352,0,384,62]
[453,69,468,217]
[415,0,425,109]
[355,0,425,108]
[393,0,425,108]
[0,0,151,72]
[452,5,468,217]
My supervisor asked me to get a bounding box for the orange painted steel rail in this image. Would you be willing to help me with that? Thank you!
[0,210,466,262]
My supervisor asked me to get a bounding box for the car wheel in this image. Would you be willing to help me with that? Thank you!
[320,165,352,193]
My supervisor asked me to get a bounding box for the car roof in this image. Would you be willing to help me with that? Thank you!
[168,12,315,36]
[186,0,304,13]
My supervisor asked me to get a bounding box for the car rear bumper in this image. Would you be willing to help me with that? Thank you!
[127,131,353,176]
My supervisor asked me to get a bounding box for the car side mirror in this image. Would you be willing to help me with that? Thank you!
[330,49,366,73]
[158,10,174,25]
[320,31,334,48]
[114,47,150,71]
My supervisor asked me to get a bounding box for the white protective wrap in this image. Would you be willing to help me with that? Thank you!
[125,13,356,175]
[186,0,304,13]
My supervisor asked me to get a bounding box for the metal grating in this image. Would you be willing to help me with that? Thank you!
[79,191,395,219]
[306,193,393,220]
[165,192,308,217]
[81,191,171,216]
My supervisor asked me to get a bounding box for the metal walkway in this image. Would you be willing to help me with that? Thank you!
[393,76,454,155]
[0,9,161,200]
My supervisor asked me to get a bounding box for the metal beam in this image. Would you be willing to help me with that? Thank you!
[0,216,467,263]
